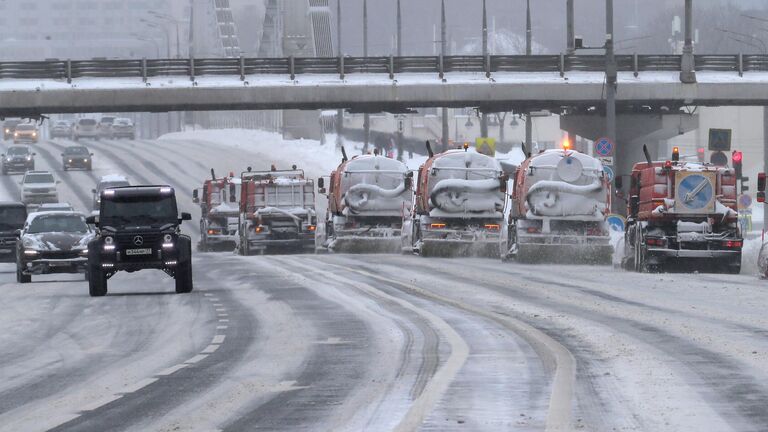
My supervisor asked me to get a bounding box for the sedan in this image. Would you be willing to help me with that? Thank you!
[16,211,93,283]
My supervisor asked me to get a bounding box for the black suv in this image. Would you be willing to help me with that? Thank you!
[86,186,193,297]
[62,145,93,171]
[0,202,27,262]
[2,146,35,175]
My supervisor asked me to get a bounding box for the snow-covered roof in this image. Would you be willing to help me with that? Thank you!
[344,155,408,174]
[25,210,84,225]
[99,174,129,182]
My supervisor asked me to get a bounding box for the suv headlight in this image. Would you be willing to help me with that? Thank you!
[78,248,89,257]
[23,249,39,257]
[104,236,114,245]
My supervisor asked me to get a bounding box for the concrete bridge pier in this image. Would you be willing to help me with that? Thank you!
[561,113,699,214]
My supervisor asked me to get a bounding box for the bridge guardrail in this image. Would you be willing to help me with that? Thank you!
[0,54,764,82]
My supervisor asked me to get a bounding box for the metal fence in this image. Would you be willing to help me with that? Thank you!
[0,54,761,82]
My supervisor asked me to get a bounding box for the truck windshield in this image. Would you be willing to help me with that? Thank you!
[0,207,26,230]
[101,195,178,227]
[28,214,88,234]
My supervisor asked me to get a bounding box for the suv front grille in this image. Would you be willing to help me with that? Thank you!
[40,250,79,260]
[115,232,162,248]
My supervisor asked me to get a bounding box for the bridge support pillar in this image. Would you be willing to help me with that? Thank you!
[561,113,699,214]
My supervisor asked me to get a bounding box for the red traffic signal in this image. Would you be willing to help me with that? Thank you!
[758,173,766,203]
[697,147,705,162]
[732,151,743,164]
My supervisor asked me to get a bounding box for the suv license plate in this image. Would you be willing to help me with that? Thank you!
[126,248,152,256]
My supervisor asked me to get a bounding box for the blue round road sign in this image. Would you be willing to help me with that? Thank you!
[595,137,615,157]
[606,214,626,232]
[677,174,714,211]
[603,166,615,182]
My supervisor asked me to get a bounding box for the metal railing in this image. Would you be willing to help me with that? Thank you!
[0,54,761,83]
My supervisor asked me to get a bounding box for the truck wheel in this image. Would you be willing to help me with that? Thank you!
[88,267,108,297]
[17,268,31,284]
[175,260,193,293]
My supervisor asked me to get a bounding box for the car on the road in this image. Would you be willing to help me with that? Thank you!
[110,118,136,140]
[98,116,116,138]
[86,185,193,296]
[35,202,75,213]
[0,202,27,262]
[16,211,93,283]
[50,120,74,139]
[62,145,93,171]
[74,118,99,141]
[3,118,22,140]
[20,170,59,206]
[2,146,35,175]
[13,123,39,144]
[92,174,130,210]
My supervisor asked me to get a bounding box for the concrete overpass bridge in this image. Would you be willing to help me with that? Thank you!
[1,54,767,117]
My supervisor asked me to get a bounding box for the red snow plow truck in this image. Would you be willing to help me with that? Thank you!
[403,142,507,257]
[620,146,742,273]
[193,170,240,251]
[319,150,413,253]
[237,168,317,255]
[502,149,613,263]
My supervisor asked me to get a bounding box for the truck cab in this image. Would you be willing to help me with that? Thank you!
[194,171,240,251]
[86,186,193,296]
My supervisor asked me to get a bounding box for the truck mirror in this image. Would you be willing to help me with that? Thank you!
[180,212,192,221]
[614,176,623,189]
[629,195,640,216]
[229,184,236,201]
[404,176,413,190]
[192,189,199,203]
[91,188,97,194]
[14,229,22,238]
[85,215,98,226]
[317,177,325,189]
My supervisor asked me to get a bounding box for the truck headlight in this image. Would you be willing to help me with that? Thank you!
[104,236,114,245]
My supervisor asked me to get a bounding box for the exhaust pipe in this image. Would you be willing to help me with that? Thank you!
[426,140,434,158]
[210,169,216,181]
[341,146,349,163]
[643,144,653,165]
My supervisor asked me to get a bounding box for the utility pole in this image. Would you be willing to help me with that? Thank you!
[188,0,195,58]
[605,0,617,150]
[336,0,343,150]
[680,0,697,83]
[441,0,449,151]
[480,0,489,139]
[525,0,533,151]
[396,0,402,56]
[566,0,575,54]
[363,0,370,153]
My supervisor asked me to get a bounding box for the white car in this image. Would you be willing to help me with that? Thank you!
[92,174,130,210]
[35,202,75,213]
[20,171,59,206]
[74,118,99,141]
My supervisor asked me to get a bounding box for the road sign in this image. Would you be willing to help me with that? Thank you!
[606,214,626,232]
[595,137,615,157]
[675,172,716,213]
[599,156,614,166]
[739,194,752,209]
[708,128,732,152]
[711,151,728,167]
[603,165,615,182]
[475,138,496,157]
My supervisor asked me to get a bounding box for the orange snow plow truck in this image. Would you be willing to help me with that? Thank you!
[403,142,507,257]
[193,170,240,252]
[620,146,742,273]
[502,149,613,264]
[318,150,413,253]
[237,168,317,255]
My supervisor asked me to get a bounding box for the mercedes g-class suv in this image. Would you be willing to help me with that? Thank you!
[86,186,193,297]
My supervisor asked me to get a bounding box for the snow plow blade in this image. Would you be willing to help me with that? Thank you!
[419,240,500,258]
[328,237,402,254]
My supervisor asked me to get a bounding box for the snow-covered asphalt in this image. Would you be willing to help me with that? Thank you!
[1,137,768,432]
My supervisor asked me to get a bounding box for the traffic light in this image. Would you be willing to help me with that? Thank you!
[672,146,680,162]
[758,172,766,203]
[697,147,705,163]
[732,151,743,179]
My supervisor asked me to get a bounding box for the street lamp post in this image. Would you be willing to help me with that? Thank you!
[363,0,370,153]
[441,0,449,151]
[148,11,183,58]
[336,0,343,150]
[605,0,617,151]
[525,0,533,151]
[140,19,172,58]
[480,0,489,139]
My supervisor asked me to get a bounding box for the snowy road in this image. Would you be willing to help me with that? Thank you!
[1,137,768,431]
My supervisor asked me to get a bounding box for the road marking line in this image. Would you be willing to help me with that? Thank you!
[201,344,220,354]
[119,378,158,394]
[157,364,189,376]
[215,308,226,312]
[204,293,213,297]
[219,319,230,322]
[212,303,223,306]
[217,313,229,317]
[185,354,209,364]
[208,297,220,301]
[211,335,226,344]
[216,325,228,330]
[78,394,123,412]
